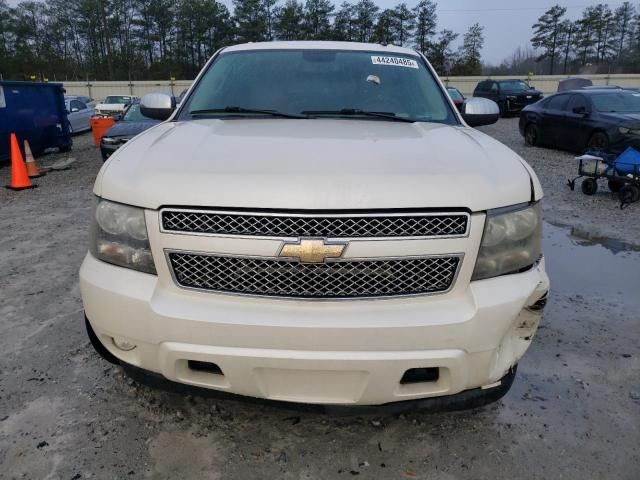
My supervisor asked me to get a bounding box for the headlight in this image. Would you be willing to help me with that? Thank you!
[101,136,120,145]
[619,127,640,136]
[472,203,542,281]
[89,198,156,274]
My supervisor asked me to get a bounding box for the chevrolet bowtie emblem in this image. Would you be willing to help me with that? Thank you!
[279,239,346,263]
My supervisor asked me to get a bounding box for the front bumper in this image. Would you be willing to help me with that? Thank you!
[80,253,549,406]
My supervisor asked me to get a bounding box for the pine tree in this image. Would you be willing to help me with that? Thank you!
[275,0,304,40]
[371,9,395,45]
[452,23,484,75]
[428,29,458,75]
[612,2,636,63]
[353,0,379,42]
[333,2,355,41]
[391,3,415,47]
[412,0,436,55]
[531,4,567,75]
[302,0,334,39]
[233,0,268,42]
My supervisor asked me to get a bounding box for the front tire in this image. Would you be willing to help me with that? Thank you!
[587,131,609,152]
[525,123,539,146]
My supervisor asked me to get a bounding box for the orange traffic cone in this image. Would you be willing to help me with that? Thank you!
[24,139,45,178]
[7,133,36,190]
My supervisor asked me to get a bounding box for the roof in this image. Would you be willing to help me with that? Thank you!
[567,88,635,95]
[223,41,419,56]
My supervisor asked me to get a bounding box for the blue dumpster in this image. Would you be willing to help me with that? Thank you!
[0,81,72,161]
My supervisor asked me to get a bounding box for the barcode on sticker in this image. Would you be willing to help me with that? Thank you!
[371,56,419,69]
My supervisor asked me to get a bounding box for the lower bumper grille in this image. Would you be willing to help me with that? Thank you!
[168,252,461,299]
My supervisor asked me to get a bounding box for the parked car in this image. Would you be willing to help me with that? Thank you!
[473,79,543,116]
[446,86,465,112]
[100,103,160,160]
[519,88,640,154]
[64,95,95,133]
[95,94,138,117]
[557,77,592,92]
[69,94,96,108]
[80,41,548,410]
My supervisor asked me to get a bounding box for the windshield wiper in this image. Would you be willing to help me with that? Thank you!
[190,106,308,119]
[301,108,417,123]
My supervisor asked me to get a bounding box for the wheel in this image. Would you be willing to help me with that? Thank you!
[581,178,598,195]
[619,185,640,204]
[59,144,71,153]
[608,179,624,193]
[586,131,609,152]
[525,123,539,146]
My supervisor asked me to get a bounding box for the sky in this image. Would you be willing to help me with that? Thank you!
[6,0,633,64]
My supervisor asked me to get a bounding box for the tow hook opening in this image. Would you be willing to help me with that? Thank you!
[188,360,224,376]
[400,367,440,385]
[527,292,549,312]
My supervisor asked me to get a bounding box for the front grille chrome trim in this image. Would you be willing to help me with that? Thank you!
[159,208,470,240]
[165,249,464,301]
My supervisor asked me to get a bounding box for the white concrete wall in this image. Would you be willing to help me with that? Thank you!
[62,74,640,101]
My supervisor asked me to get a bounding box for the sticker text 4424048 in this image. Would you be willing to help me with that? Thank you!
[371,56,419,69]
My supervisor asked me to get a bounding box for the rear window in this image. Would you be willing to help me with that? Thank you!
[105,96,132,104]
[546,95,570,110]
[182,49,457,124]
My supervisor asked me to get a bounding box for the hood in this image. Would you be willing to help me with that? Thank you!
[104,121,158,138]
[504,89,542,96]
[600,112,640,124]
[96,119,535,211]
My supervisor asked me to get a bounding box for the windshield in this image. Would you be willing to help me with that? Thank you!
[591,92,640,113]
[122,103,154,122]
[104,95,132,104]
[499,80,530,91]
[181,49,456,124]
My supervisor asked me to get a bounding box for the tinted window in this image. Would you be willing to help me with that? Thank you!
[183,49,456,124]
[489,82,498,93]
[591,92,640,113]
[499,80,530,91]
[568,95,589,112]
[546,94,570,110]
[475,81,488,92]
[70,100,85,110]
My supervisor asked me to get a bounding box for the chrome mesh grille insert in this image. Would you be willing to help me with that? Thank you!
[161,210,468,238]
[168,253,461,299]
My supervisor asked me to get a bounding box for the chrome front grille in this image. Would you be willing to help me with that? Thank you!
[167,252,461,299]
[161,209,469,239]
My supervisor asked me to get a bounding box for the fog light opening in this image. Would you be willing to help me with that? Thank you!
[188,360,223,376]
[400,367,439,385]
[527,292,549,312]
[112,336,136,351]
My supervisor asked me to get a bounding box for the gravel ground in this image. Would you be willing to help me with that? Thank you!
[478,118,640,248]
[0,126,639,480]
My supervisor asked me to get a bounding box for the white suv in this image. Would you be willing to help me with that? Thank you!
[80,42,549,410]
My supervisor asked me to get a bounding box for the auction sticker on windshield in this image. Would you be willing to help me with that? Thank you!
[371,56,419,69]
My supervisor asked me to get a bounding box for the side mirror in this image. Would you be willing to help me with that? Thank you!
[462,97,500,127]
[140,93,176,121]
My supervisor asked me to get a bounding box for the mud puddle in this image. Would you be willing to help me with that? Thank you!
[543,222,640,309]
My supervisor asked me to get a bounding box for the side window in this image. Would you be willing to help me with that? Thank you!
[547,94,570,111]
[474,81,486,93]
[568,94,588,113]
[490,82,498,93]
[71,100,85,111]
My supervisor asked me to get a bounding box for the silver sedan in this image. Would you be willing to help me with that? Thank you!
[64,96,95,133]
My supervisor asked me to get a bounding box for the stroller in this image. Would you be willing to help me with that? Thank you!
[568,147,640,209]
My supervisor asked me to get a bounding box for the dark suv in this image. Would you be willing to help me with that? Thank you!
[473,79,543,116]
